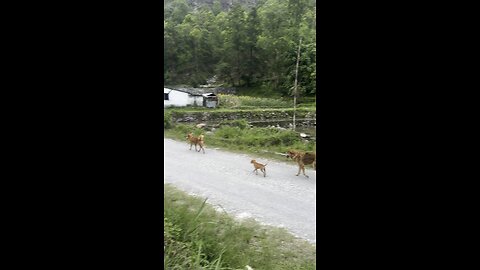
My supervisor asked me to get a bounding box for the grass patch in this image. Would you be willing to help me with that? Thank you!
[164,123,315,162]
[235,86,284,98]
[218,94,291,108]
[164,110,173,129]
[164,184,316,270]
[165,107,315,114]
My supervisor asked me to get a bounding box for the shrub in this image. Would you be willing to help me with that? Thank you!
[277,130,300,145]
[218,94,290,108]
[215,126,241,139]
[164,123,316,158]
[218,94,242,108]
[169,124,205,139]
[218,119,249,129]
[239,96,290,107]
[164,184,316,269]
[164,111,173,129]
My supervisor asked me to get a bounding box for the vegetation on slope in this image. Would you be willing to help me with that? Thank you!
[164,0,316,97]
[164,121,315,161]
[164,183,316,269]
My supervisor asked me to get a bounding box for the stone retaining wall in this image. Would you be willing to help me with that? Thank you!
[172,110,316,123]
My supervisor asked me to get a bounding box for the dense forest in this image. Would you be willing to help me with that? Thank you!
[164,0,316,96]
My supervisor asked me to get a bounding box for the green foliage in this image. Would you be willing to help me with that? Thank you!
[218,119,250,129]
[164,184,316,269]
[169,123,205,138]
[164,111,173,129]
[218,94,290,108]
[217,94,242,108]
[236,85,283,98]
[164,123,316,160]
[164,0,317,96]
[284,41,316,95]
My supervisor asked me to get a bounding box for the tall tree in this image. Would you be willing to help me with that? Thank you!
[244,7,261,86]
[220,4,247,86]
[257,0,290,93]
[163,0,317,95]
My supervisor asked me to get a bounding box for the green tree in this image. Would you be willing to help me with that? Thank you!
[244,7,262,86]
[163,0,317,93]
[257,0,290,93]
[218,4,248,86]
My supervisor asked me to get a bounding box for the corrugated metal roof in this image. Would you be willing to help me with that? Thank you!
[165,87,237,95]
[168,87,206,96]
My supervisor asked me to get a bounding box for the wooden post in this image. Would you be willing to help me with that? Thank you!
[293,38,302,131]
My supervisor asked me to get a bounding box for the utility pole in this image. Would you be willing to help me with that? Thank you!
[293,38,302,131]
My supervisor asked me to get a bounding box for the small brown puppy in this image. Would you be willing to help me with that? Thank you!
[251,159,267,177]
[186,133,205,154]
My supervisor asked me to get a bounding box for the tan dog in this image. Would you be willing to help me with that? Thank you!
[287,150,316,178]
[250,160,267,177]
[186,133,205,154]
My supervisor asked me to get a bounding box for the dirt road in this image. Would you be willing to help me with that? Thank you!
[164,138,316,243]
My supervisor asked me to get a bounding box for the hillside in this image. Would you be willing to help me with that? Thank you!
[164,0,262,11]
[164,0,317,97]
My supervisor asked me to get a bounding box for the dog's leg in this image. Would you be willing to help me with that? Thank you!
[296,165,301,176]
[189,143,193,150]
[262,168,266,177]
[302,165,309,178]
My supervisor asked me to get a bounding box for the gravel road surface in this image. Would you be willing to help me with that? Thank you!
[164,138,316,243]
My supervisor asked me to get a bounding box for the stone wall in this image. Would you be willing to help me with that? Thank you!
[172,109,316,123]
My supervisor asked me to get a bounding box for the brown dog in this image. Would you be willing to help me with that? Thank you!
[186,133,205,154]
[287,150,316,178]
[250,160,267,177]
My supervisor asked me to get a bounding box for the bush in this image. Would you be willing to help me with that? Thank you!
[218,119,249,129]
[218,94,290,108]
[168,124,205,139]
[164,123,316,158]
[213,126,303,148]
[164,111,173,129]
[215,126,241,139]
[164,184,316,269]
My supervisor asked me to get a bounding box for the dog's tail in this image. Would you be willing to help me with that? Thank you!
[264,163,268,166]
[198,134,205,141]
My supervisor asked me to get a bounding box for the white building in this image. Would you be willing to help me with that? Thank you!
[164,88,217,108]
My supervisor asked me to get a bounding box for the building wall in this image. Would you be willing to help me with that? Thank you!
[164,88,189,107]
[188,95,203,106]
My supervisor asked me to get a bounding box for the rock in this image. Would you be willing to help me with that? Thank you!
[300,133,310,138]
[196,123,206,129]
